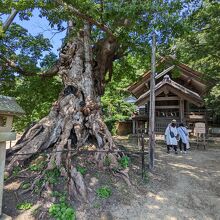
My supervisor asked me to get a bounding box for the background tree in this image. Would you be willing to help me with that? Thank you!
[102,53,149,134]
[176,0,220,111]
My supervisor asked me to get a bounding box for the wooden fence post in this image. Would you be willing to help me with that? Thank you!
[148,32,156,170]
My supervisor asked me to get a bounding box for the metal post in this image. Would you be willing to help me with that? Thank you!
[148,32,156,170]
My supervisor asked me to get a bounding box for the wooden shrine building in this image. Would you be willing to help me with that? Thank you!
[128,56,207,133]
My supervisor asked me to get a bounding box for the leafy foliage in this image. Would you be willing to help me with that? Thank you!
[205,85,220,112]
[45,167,61,184]
[176,1,220,112]
[49,193,76,220]
[33,179,44,194]
[21,182,31,190]
[102,54,148,133]
[29,160,47,172]
[31,167,61,193]
[1,76,62,132]
[0,0,214,133]
[96,186,112,199]
[119,156,130,169]
[16,202,33,210]
[76,165,87,176]
[12,166,22,176]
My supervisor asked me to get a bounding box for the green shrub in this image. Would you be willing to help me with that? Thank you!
[104,119,117,135]
[12,166,22,176]
[103,156,111,167]
[76,166,87,175]
[29,161,47,172]
[17,202,32,210]
[33,179,44,193]
[33,167,60,193]
[96,186,112,199]
[119,156,130,169]
[49,194,76,220]
[51,191,63,197]
[21,182,31,190]
[45,168,60,184]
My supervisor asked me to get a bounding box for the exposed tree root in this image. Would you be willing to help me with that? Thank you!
[20,174,44,195]
[113,168,131,186]
[66,139,88,202]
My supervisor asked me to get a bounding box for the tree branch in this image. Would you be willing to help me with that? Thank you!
[0,54,60,77]
[55,0,115,38]
[0,54,34,76]
[40,63,60,78]
[3,9,18,32]
[1,9,60,78]
[100,0,104,23]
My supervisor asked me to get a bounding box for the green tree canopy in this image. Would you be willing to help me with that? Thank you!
[176,0,220,112]
[0,0,205,131]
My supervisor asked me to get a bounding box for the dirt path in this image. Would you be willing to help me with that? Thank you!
[3,138,220,220]
[110,145,220,220]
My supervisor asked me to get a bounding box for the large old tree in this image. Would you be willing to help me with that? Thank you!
[0,0,201,199]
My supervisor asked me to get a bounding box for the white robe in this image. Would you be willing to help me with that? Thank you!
[177,126,189,145]
[165,125,178,145]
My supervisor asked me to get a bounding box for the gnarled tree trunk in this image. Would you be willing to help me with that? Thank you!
[6,25,129,201]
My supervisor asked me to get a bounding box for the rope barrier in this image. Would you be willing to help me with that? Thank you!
[8,145,148,156]
[7,133,148,179]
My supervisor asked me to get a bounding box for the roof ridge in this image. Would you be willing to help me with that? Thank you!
[136,77,203,106]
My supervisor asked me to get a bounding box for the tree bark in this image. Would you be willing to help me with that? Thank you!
[3,9,18,32]
[6,25,124,200]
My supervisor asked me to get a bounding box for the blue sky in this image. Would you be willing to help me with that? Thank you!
[3,9,66,55]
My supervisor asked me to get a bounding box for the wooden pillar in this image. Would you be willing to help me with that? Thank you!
[0,142,6,216]
[180,99,184,122]
[132,120,136,134]
[148,32,156,170]
[186,101,189,112]
[147,101,150,135]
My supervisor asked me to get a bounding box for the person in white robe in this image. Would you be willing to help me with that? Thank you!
[165,119,178,154]
[177,122,190,153]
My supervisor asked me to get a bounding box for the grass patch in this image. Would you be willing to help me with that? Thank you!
[96,186,112,199]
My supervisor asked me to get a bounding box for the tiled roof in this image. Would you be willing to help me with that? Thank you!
[0,95,25,115]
